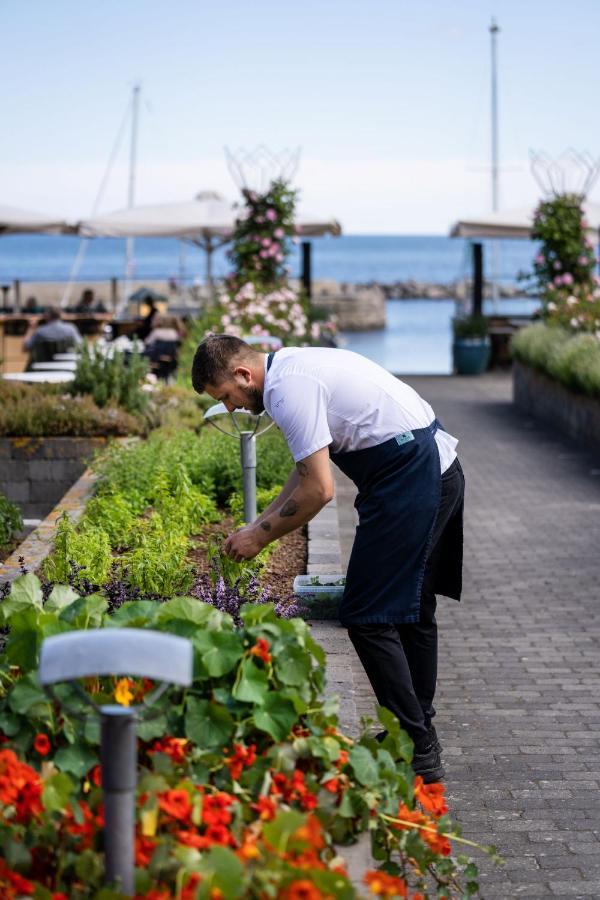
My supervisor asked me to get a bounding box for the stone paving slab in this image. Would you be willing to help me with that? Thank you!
[314,373,600,898]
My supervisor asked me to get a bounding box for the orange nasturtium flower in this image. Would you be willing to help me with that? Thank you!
[280,880,327,900]
[114,678,135,707]
[158,788,192,822]
[33,733,51,756]
[250,637,272,664]
[413,775,449,818]
[364,870,409,897]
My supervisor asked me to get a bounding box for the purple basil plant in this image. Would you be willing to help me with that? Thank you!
[190,556,304,628]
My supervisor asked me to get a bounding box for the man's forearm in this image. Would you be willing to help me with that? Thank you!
[254,482,330,545]
[254,470,299,524]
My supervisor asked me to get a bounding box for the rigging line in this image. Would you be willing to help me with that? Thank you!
[61,94,134,307]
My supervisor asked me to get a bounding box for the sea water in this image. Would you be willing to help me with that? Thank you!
[0,233,537,286]
[0,234,539,374]
[340,297,540,375]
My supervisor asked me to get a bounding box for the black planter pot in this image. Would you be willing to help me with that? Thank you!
[453,337,491,375]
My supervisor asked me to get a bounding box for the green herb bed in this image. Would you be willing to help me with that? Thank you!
[0,404,491,895]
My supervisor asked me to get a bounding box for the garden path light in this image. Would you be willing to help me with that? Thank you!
[39,628,193,897]
[204,402,274,523]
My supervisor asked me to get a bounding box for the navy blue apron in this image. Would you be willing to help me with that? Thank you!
[267,353,461,625]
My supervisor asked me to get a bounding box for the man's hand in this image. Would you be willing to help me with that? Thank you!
[224,525,265,562]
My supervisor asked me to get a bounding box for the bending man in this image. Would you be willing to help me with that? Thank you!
[192,334,464,783]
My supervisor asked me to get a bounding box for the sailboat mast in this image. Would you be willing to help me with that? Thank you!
[489,18,500,307]
[490,19,500,213]
[124,83,141,306]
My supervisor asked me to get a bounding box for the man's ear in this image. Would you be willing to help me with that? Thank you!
[233,364,252,385]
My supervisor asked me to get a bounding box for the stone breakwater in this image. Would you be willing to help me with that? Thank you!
[359,279,525,301]
[311,284,386,331]
[309,279,528,332]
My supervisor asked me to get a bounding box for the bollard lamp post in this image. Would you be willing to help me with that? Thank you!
[39,628,193,897]
[204,403,274,524]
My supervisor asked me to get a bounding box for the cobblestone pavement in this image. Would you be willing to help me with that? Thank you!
[314,373,600,899]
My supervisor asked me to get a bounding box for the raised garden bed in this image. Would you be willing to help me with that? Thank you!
[513,360,600,454]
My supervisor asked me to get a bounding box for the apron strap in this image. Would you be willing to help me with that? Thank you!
[266,351,275,372]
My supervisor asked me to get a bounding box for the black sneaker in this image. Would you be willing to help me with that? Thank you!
[427,723,443,754]
[412,744,445,783]
[377,727,443,754]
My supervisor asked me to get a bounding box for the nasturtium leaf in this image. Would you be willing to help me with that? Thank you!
[196,846,245,897]
[263,810,305,852]
[58,593,107,629]
[377,705,414,763]
[54,743,97,779]
[185,697,234,749]
[0,711,20,737]
[280,689,308,715]
[2,573,43,620]
[232,658,269,705]
[106,600,159,628]
[157,595,215,627]
[274,644,311,686]
[8,672,51,718]
[42,771,75,813]
[338,790,358,818]
[74,849,103,884]
[240,602,276,626]
[2,838,31,871]
[4,608,41,670]
[253,693,297,741]
[44,584,80,613]
[137,713,168,742]
[193,629,244,677]
[84,716,100,745]
[349,745,379,787]
[310,869,356,899]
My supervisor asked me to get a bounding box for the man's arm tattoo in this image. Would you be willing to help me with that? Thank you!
[279,498,300,518]
[296,461,309,478]
[259,521,272,532]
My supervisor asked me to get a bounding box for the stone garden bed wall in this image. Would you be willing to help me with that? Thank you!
[0,465,99,582]
[0,437,107,519]
[513,360,600,454]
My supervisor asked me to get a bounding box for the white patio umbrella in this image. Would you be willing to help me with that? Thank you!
[450,200,600,239]
[0,204,75,235]
[79,191,342,289]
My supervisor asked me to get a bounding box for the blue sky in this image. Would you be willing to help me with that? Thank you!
[2,0,600,232]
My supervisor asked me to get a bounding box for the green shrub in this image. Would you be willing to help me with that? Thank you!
[0,381,144,437]
[69,343,149,414]
[0,492,23,548]
[512,323,600,397]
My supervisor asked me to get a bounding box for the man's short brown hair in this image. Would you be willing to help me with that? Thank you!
[191,334,257,394]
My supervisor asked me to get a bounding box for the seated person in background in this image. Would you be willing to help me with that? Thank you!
[144,314,183,348]
[23,296,44,314]
[23,306,82,369]
[144,315,183,380]
[74,288,107,313]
